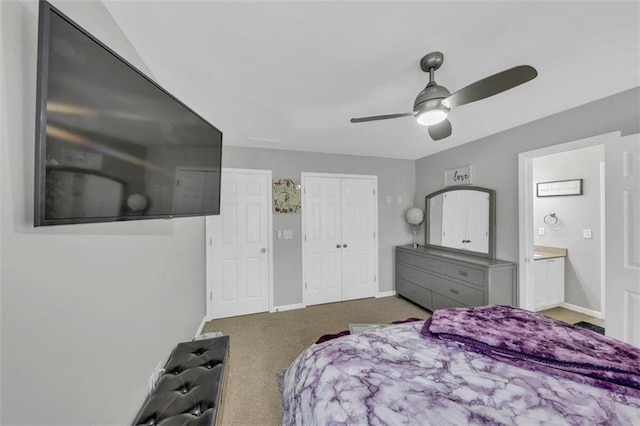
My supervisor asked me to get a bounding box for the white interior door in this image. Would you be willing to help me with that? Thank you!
[605,133,640,345]
[206,169,272,319]
[341,178,376,301]
[303,177,343,305]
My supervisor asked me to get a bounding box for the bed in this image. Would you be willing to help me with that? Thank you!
[282,305,640,425]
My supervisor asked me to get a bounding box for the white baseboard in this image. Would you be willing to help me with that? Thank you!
[194,316,208,338]
[376,291,397,298]
[270,303,306,313]
[560,302,604,319]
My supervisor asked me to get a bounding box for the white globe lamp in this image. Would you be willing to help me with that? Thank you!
[406,207,424,248]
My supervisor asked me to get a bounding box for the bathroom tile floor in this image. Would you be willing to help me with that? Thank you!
[540,306,605,328]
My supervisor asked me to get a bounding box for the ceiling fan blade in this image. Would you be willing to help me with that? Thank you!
[428,119,452,141]
[443,65,537,109]
[350,112,415,123]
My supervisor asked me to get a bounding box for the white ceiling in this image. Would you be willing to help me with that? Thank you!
[103,0,640,160]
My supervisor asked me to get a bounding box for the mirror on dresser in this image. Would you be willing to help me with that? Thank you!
[425,186,496,259]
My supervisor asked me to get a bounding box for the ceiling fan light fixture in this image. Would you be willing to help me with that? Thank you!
[416,108,448,126]
[349,52,537,142]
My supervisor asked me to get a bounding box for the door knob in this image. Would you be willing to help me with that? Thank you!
[261,248,267,253]
[336,244,341,248]
[342,244,348,248]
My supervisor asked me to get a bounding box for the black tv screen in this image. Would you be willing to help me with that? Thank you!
[34,1,222,226]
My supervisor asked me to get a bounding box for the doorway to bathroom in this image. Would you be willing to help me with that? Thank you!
[518,133,615,326]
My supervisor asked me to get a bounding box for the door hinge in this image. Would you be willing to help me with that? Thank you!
[209,238,212,246]
[304,235,307,242]
[373,189,376,195]
[374,275,377,282]
[305,282,308,289]
[373,232,376,238]
[209,292,212,301]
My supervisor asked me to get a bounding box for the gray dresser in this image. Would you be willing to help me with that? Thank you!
[395,245,517,311]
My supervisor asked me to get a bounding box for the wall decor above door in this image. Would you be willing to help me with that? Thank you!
[536,179,583,197]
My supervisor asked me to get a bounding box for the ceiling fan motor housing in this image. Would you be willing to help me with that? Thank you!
[414,83,451,115]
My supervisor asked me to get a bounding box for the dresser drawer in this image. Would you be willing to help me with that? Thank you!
[432,292,466,310]
[446,263,485,287]
[432,276,484,306]
[397,263,431,290]
[423,257,446,275]
[397,249,446,274]
[396,250,426,270]
[396,278,432,311]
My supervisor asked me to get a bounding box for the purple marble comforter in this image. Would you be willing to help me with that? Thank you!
[282,310,640,425]
[423,305,640,399]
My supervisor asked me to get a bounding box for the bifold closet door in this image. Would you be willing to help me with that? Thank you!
[341,178,376,301]
[304,176,376,306]
[304,177,343,305]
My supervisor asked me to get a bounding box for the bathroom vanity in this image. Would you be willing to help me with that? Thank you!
[533,245,567,311]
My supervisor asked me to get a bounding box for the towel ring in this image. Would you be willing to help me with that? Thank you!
[544,213,559,225]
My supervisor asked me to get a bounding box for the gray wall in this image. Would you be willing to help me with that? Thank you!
[222,146,415,306]
[533,146,604,311]
[415,87,640,264]
[1,1,205,424]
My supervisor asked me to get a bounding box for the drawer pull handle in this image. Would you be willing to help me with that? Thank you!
[450,288,459,295]
[458,270,468,277]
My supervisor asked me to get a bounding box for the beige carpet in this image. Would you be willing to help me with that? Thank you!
[201,296,429,425]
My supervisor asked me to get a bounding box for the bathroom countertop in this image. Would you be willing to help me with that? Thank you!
[533,245,567,260]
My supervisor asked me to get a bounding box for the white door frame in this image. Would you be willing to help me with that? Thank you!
[517,132,619,313]
[301,172,379,306]
[205,168,274,320]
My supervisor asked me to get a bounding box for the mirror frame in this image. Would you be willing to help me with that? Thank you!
[424,185,496,259]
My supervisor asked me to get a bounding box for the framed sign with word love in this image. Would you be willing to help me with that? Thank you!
[444,165,472,186]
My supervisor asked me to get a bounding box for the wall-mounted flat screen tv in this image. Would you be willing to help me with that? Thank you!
[34,1,222,226]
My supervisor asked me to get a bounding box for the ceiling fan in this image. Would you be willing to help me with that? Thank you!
[350,52,538,140]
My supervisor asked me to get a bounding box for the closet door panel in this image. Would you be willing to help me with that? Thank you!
[304,177,343,305]
[341,178,376,300]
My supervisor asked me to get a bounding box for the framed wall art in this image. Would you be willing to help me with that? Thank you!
[273,178,301,213]
[444,165,472,186]
[536,179,583,197]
